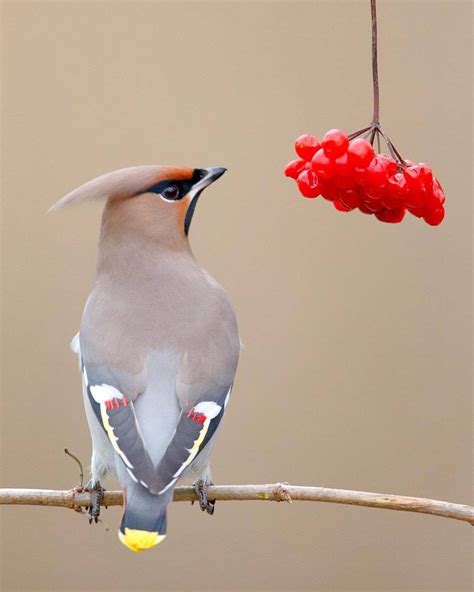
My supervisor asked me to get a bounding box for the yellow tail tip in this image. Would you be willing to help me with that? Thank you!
[118,528,166,552]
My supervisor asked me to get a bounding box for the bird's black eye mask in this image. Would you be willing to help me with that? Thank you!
[141,168,207,235]
[144,168,206,202]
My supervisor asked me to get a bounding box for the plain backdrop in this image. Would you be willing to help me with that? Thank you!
[1,1,472,591]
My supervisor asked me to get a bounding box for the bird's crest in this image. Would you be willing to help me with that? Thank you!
[48,165,192,212]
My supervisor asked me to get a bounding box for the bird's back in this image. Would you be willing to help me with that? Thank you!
[80,252,239,384]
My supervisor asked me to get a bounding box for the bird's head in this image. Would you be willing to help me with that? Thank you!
[50,165,227,247]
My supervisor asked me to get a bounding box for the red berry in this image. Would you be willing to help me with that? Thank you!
[376,208,406,223]
[424,206,445,226]
[358,202,374,215]
[383,173,406,209]
[321,129,349,158]
[404,164,424,191]
[295,134,321,161]
[319,181,339,202]
[311,148,335,180]
[418,163,433,191]
[404,185,425,209]
[284,159,307,179]
[296,169,321,198]
[364,183,386,200]
[359,184,383,212]
[432,179,446,205]
[364,156,389,188]
[338,188,360,210]
[378,154,399,177]
[363,196,384,213]
[333,153,354,189]
[352,166,367,184]
[347,138,375,168]
[424,185,444,213]
[333,153,352,177]
[406,205,425,218]
[334,200,353,212]
[335,176,355,190]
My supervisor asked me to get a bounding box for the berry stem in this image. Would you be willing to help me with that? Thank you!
[377,126,406,167]
[370,0,380,125]
[348,126,372,140]
[387,138,405,164]
[369,126,377,146]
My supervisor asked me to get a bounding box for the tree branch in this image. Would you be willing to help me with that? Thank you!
[1,484,472,525]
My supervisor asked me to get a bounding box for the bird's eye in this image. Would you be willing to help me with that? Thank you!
[161,184,180,201]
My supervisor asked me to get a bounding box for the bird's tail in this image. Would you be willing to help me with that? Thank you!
[118,485,172,552]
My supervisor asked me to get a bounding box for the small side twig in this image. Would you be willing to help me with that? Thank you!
[64,448,84,489]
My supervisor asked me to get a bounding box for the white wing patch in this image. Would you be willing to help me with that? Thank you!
[90,384,123,404]
[193,401,222,419]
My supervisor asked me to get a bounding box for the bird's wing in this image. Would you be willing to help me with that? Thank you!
[154,385,233,494]
[81,357,162,494]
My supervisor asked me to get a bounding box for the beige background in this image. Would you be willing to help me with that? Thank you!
[1,1,472,591]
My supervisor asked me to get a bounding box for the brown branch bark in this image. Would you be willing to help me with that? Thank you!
[0,484,472,525]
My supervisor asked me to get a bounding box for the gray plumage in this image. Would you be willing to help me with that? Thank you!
[55,165,240,551]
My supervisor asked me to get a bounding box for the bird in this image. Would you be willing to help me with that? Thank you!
[51,165,240,552]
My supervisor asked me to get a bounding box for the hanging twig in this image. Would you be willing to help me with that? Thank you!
[371,0,380,124]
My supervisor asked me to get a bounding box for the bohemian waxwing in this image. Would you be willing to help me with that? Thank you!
[51,165,240,552]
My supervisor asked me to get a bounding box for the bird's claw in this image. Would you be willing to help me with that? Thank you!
[193,480,215,515]
[84,480,106,524]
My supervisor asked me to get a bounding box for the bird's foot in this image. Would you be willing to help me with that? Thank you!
[84,480,106,524]
[193,480,215,515]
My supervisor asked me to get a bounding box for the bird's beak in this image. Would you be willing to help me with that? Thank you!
[203,166,227,184]
[189,167,227,199]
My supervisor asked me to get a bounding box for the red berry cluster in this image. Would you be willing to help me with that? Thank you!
[284,130,445,225]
